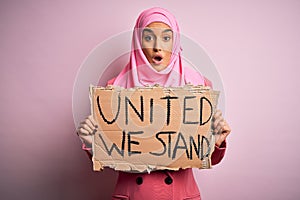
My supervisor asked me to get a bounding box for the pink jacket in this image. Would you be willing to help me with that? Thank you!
[112,142,226,200]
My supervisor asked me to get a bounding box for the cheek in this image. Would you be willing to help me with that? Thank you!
[142,48,152,60]
[165,45,173,58]
[168,41,173,52]
[165,52,172,63]
[162,50,172,66]
[162,41,173,54]
[141,38,154,49]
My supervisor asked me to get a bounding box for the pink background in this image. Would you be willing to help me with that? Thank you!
[1,0,299,199]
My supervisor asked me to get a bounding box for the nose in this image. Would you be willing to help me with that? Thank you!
[153,39,162,52]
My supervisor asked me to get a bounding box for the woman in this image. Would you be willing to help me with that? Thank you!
[77,7,231,200]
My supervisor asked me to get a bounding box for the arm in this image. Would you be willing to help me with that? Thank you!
[204,76,231,165]
[211,110,231,165]
[77,78,117,159]
[211,140,227,165]
[77,115,98,159]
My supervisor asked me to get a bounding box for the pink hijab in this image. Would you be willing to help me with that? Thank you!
[111,7,206,88]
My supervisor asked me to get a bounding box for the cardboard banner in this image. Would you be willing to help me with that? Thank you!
[90,85,219,172]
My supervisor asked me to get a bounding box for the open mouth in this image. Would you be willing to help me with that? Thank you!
[154,56,162,61]
[152,55,163,64]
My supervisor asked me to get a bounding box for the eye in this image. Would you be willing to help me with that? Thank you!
[163,36,171,42]
[144,35,153,41]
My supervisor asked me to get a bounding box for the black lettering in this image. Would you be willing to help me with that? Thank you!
[98,132,125,157]
[189,134,200,159]
[128,131,143,156]
[183,96,198,124]
[200,97,213,126]
[150,131,176,157]
[150,98,154,124]
[201,135,210,160]
[97,95,120,124]
[172,132,189,159]
[160,96,179,125]
[125,96,144,125]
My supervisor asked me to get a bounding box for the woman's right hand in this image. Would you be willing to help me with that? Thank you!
[77,115,98,148]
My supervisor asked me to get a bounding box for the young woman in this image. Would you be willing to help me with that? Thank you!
[77,7,231,200]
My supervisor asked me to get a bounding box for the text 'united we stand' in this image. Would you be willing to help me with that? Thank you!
[90,85,219,172]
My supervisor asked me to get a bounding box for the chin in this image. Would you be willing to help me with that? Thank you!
[151,64,164,72]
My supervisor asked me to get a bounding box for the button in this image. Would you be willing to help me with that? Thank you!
[136,177,143,185]
[164,176,173,185]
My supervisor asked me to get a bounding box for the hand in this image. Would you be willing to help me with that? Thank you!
[212,110,231,147]
[77,115,98,147]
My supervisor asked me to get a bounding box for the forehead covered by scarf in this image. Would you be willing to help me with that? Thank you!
[135,7,179,31]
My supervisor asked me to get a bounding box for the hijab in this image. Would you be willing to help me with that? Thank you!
[111,7,206,88]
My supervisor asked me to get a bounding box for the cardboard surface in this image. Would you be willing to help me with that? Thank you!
[90,85,219,172]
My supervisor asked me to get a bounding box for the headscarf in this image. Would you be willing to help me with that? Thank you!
[111,7,205,88]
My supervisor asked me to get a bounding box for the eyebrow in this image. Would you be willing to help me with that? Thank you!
[163,29,173,33]
[143,28,173,34]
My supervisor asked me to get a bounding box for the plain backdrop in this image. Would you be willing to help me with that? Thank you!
[1,0,299,199]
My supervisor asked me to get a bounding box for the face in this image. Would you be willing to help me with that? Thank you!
[141,22,173,72]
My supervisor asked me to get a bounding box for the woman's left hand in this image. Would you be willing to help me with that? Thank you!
[212,109,231,147]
